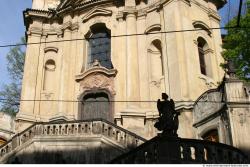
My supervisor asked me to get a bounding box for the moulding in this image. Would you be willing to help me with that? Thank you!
[44,46,58,53]
[82,7,112,23]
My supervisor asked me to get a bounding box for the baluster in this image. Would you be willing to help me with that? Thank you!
[119,132,125,144]
[116,131,120,142]
[182,144,191,161]
[49,126,53,135]
[74,124,78,135]
[190,146,196,161]
[68,124,72,134]
[112,129,116,140]
[80,124,85,133]
[89,122,92,134]
[61,125,65,135]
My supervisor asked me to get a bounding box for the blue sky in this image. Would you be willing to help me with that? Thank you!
[0,0,32,88]
[0,0,241,88]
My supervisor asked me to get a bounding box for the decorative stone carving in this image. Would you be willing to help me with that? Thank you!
[76,66,117,95]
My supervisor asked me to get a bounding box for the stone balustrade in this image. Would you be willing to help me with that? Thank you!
[0,119,146,162]
[111,136,248,164]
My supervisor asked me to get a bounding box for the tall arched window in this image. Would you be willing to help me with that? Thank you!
[87,23,112,69]
[43,59,56,91]
[197,38,207,75]
[197,37,213,77]
[81,92,112,121]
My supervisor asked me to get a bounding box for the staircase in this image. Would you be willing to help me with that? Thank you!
[0,119,146,163]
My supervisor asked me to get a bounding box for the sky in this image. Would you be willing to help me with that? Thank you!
[0,0,242,88]
[0,0,32,88]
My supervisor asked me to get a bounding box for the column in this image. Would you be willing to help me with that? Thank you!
[126,11,140,109]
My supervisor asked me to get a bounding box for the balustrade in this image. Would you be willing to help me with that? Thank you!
[0,119,146,162]
[111,137,248,164]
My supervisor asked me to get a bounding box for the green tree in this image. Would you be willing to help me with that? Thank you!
[222,1,250,81]
[0,38,25,115]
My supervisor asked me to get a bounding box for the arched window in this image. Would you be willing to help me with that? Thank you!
[197,37,212,77]
[198,42,206,75]
[81,92,112,121]
[87,23,112,69]
[43,59,56,91]
[202,129,219,142]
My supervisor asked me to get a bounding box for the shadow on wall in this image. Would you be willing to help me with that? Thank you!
[7,147,124,164]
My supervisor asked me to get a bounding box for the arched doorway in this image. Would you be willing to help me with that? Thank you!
[202,129,219,142]
[81,92,112,121]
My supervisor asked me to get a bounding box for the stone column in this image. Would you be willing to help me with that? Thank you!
[70,24,79,118]
[137,12,150,109]
[126,11,140,109]
[59,15,72,116]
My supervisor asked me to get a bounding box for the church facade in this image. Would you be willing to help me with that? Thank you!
[16,0,226,140]
[1,0,250,163]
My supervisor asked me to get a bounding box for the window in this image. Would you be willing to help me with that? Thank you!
[87,23,112,69]
[197,37,212,77]
[202,129,219,142]
[81,92,111,121]
[198,42,206,75]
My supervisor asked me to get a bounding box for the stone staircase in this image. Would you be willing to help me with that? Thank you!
[0,119,146,163]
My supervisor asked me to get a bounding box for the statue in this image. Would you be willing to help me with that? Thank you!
[154,93,180,137]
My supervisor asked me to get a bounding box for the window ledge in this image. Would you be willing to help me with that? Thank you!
[198,74,217,88]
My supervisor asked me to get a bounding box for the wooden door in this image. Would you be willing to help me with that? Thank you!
[81,92,111,121]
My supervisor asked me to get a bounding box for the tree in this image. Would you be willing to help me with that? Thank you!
[222,1,250,81]
[0,37,25,115]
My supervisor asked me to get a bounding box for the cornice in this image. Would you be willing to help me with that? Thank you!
[56,0,120,16]
[208,9,221,23]
[208,0,227,10]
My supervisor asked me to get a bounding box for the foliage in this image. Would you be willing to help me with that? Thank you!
[222,1,250,81]
[0,37,25,115]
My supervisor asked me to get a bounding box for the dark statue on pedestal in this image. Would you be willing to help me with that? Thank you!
[154,93,180,137]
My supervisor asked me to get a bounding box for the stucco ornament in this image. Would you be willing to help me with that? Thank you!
[75,65,117,96]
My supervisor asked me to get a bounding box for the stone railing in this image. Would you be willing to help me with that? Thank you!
[110,136,248,164]
[0,119,146,162]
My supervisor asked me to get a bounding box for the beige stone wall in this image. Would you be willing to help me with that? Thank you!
[225,80,250,157]
[17,0,225,138]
